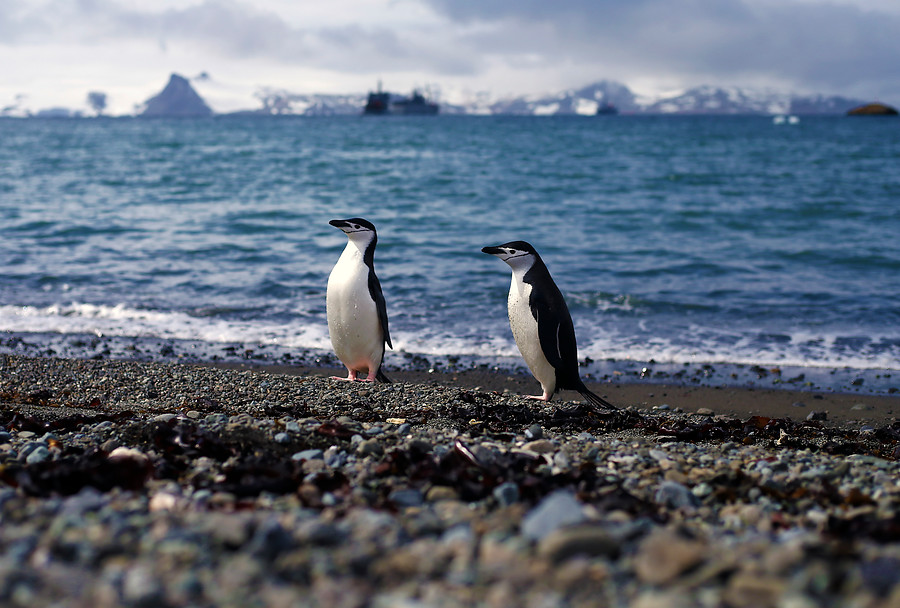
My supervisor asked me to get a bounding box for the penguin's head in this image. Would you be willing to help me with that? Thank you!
[330,218,377,244]
[482,241,538,271]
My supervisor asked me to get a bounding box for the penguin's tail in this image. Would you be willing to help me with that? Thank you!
[577,382,616,410]
[376,367,392,384]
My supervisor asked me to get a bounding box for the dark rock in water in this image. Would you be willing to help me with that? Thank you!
[847,103,899,116]
[141,73,213,117]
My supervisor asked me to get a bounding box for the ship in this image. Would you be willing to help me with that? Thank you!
[364,82,439,115]
[596,102,619,116]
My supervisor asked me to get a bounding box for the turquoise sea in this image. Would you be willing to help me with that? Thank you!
[1,115,898,393]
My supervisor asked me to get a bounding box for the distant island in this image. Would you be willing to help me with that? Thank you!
[2,73,893,118]
[139,74,212,118]
[847,102,899,116]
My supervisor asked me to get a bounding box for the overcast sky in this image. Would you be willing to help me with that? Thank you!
[2,0,899,114]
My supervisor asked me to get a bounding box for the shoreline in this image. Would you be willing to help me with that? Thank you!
[3,329,899,400]
[213,361,900,428]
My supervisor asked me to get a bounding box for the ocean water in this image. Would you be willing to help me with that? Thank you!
[1,115,899,394]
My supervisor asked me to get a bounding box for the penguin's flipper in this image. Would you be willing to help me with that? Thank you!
[529,286,577,373]
[368,271,392,350]
[376,367,392,384]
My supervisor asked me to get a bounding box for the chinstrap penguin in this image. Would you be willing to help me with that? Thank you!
[482,241,615,409]
[326,218,392,382]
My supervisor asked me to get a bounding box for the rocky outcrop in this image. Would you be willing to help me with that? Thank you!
[847,102,899,116]
[140,74,213,118]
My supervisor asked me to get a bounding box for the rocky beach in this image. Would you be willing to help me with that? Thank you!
[2,354,900,607]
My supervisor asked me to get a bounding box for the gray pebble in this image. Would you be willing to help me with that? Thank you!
[357,439,383,457]
[525,424,543,440]
[493,482,520,506]
[389,489,424,508]
[522,491,586,541]
[292,449,324,461]
[205,413,228,425]
[25,445,50,464]
[324,447,347,468]
[123,565,165,605]
[274,432,290,444]
[655,481,701,511]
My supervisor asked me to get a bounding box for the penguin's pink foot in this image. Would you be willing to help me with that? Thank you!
[525,394,552,401]
[331,368,358,381]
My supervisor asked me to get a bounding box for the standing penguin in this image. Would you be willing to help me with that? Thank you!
[482,241,614,408]
[326,218,392,382]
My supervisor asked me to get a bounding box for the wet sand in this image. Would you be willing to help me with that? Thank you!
[213,362,900,428]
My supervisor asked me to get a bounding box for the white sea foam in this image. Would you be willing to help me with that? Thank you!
[581,330,900,371]
[2,302,898,371]
[0,303,332,350]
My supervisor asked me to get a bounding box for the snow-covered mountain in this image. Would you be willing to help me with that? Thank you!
[242,81,865,116]
[488,82,866,116]
[2,76,870,117]
[488,80,640,115]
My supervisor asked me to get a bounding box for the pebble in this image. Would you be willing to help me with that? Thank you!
[521,491,586,541]
[522,439,555,454]
[493,482,520,506]
[537,524,619,563]
[655,480,701,511]
[1,355,899,608]
[388,489,424,508]
[524,424,543,440]
[634,529,706,585]
[356,439,383,456]
[292,449,324,461]
[24,444,50,464]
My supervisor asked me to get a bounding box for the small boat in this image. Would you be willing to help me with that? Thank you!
[364,82,439,115]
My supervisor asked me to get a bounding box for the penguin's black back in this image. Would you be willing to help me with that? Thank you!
[522,255,582,390]
[361,232,392,350]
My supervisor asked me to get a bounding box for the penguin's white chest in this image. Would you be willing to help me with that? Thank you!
[326,246,383,371]
[508,275,557,394]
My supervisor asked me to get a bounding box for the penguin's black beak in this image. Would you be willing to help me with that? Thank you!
[482,246,503,255]
[329,219,349,229]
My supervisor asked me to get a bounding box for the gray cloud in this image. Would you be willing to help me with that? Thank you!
[422,0,900,97]
[2,0,899,101]
[0,0,478,75]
